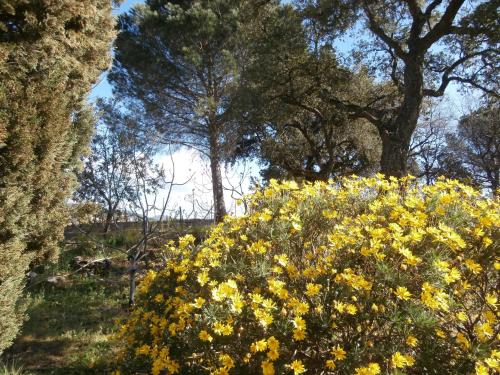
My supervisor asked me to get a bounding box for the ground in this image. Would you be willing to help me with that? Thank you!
[1,222,210,374]
[2,246,128,374]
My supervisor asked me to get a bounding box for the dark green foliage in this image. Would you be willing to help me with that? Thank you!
[233,3,381,180]
[301,0,499,177]
[440,104,499,193]
[0,0,119,354]
[110,0,250,222]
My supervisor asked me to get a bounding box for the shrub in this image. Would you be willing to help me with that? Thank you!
[116,176,499,375]
[0,0,118,353]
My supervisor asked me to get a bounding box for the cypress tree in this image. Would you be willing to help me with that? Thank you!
[0,0,119,354]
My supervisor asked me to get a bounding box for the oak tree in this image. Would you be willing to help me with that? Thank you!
[303,0,499,177]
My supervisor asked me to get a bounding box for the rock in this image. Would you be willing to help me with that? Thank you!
[46,275,67,286]
[71,256,111,275]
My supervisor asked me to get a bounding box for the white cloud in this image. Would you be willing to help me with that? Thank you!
[154,148,258,219]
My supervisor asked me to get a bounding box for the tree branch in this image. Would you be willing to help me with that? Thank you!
[424,0,443,18]
[363,2,407,59]
[322,91,385,127]
[423,49,497,97]
[421,0,466,48]
[406,0,423,20]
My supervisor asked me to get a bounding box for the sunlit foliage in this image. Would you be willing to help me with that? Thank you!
[116,176,498,374]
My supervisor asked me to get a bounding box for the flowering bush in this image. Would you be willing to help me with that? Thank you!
[116,176,499,375]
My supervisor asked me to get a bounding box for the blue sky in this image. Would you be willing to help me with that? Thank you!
[116,0,142,14]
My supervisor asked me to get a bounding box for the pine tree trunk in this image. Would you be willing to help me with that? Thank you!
[208,127,226,223]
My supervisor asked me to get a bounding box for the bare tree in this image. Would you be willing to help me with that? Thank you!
[76,99,134,233]
[125,148,191,306]
[223,162,253,215]
[408,101,451,184]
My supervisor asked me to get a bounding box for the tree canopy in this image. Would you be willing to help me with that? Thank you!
[232,2,381,180]
[110,0,249,222]
[300,0,499,176]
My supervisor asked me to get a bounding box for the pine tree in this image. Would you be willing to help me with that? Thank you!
[110,0,247,222]
[232,3,382,181]
[0,0,119,354]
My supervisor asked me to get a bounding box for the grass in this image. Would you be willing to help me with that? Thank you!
[2,223,212,374]
[2,245,128,374]
[0,359,33,375]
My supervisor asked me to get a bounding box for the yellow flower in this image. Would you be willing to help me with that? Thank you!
[391,352,414,368]
[199,330,213,342]
[475,322,494,341]
[267,349,279,360]
[214,367,229,375]
[464,259,482,274]
[443,267,461,284]
[456,311,468,322]
[486,293,497,308]
[456,332,470,349]
[421,283,449,311]
[326,359,336,369]
[293,316,306,330]
[197,270,210,286]
[193,297,205,308]
[213,322,233,336]
[274,254,289,266]
[435,328,446,338]
[475,363,489,375]
[293,328,306,341]
[482,236,493,247]
[290,360,306,374]
[334,301,346,313]
[261,360,275,375]
[219,353,234,369]
[485,356,499,370]
[251,339,268,353]
[346,304,357,315]
[267,336,280,351]
[331,345,346,360]
[395,286,412,300]
[295,301,309,315]
[484,310,497,324]
[135,344,150,356]
[305,283,322,297]
[355,363,381,375]
[406,335,418,347]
